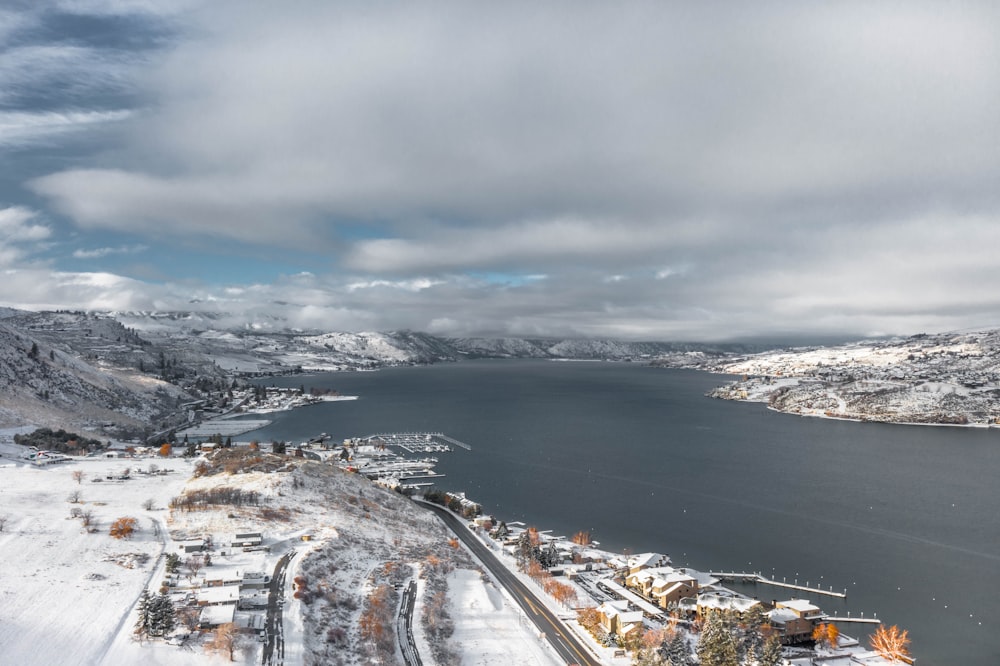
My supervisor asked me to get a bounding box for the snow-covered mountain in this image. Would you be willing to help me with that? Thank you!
[707,330,1000,425]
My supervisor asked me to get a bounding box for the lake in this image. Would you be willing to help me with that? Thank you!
[239,359,999,665]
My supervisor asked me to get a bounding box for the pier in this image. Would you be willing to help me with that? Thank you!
[710,572,847,599]
[824,616,880,624]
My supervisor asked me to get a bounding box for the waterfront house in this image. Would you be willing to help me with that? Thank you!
[768,598,823,644]
[597,599,643,638]
[627,552,671,575]
[650,570,699,609]
[682,590,761,620]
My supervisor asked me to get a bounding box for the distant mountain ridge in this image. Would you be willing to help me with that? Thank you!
[4,308,999,433]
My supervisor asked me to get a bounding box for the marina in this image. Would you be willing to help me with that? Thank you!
[335,432,462,490]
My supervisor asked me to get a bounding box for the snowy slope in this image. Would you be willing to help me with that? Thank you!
[708,331,1000,425]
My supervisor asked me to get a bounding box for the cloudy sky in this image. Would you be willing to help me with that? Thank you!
[1,1,999,341]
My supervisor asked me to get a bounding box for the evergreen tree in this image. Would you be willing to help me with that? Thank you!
[133,588,152,641]
[697,610,739,666]
[740,604,767,661]
[759,633,782,666]
[665,632,692,666]
[165,552,181,573]
[149,594,176,637]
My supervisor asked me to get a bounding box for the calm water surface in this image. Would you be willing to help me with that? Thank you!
[240,360,999,665]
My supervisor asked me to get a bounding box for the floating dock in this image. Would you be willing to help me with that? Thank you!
[823,616,880,624]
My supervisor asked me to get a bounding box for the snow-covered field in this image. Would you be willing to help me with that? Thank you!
[442,569,556,666]
[0,453,193,666]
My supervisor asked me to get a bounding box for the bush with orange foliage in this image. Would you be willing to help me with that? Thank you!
[109,516,137,539]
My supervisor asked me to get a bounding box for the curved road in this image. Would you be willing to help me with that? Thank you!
[397,579,422,666]
[417,501,601,666]
[262,550,294,666]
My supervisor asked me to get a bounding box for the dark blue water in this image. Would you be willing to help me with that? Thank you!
[238,360,999,665]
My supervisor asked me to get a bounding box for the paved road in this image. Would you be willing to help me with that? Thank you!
[417,501,601,666]
[262,550,294,666]
[397,579,422,666]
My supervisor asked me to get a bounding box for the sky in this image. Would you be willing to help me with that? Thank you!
[1,1,999,342]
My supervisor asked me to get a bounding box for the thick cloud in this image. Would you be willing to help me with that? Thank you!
[12,1,1000,339]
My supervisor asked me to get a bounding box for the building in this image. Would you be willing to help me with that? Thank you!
[625,566,698,607]
[768,598,823,644]
[197,586,241,607]
[199,603,236,629]
[231,531,263,548]
[626,552,671,575]
[596,599,644,638]
[680,590,761,620]
[178,539,205,553]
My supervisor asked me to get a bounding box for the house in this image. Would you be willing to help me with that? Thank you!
[650,571,699,609]
[241,571,269,589]
[231,531,263,548]
[204,568,244,587]
[178,539,205,553]
[627,552,671,575]
[768,598,823,644]
[197,586,241,606]
[680,590,761,620]
[596,599,644,638]
[238,589,270,609]
[199,603,236,629]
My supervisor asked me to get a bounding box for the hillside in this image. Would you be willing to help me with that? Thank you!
[0,445,554,666]
[708,330,1000,425]
[0,316,192,437]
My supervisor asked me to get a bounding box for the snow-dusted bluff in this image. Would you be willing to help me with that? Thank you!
[707,330,1000,426]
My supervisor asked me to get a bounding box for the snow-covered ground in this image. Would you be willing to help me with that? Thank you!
[444,569,557,666]
[0,441,571,666]
[0,453,194,666]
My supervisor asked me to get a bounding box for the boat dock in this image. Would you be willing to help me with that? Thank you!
[824,616,880,624]
[360,432,472,452]
[710,572,847,598]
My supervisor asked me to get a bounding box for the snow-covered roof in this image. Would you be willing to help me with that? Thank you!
[198,586,241,605]
[767,607,801,625]
[777,598,822,615]
[628,552,670,570]
[199,604,236,626]
[696,591,760,614]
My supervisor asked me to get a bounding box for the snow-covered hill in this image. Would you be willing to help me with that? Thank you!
[708,330,1000,425]
[0,316,191,435]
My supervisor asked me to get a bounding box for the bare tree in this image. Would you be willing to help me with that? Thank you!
[870,625,911,663]
[142,499,156,511]
[204,622,248,662]
[67,490,82,504]
[72,470,85,485]
[80,509,95,529]
[187,555,204,578]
